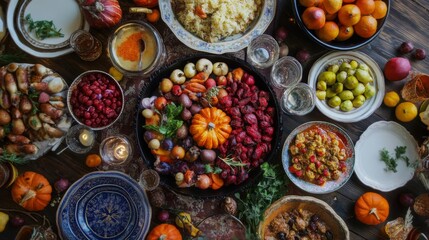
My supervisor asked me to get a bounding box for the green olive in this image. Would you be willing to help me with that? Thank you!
[316,90,327,100]
[338,90,354,101]
[339,62,352,71]
[318,71,336,86]
[326,88,337,98]
[344,76,359,90]
[327,64,340,73]
[336,71,348,83]
[317,81,327,91]
[347,68,356,76]
[355,69,373,84]
[328,96,341,108]
[364,84,376,99]
[351,83,366,96]
[332,82,344,94]
[350,60,359,69]
[353,95,366,108]
[340,100,353,112]
[358,63,370,71]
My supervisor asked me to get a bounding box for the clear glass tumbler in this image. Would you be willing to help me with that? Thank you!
[139,169,160,191]
[247,34,280,69]
[281,82,315,116]
[270,56,303,90]
[99,135,133,166]
[69,30,102,61]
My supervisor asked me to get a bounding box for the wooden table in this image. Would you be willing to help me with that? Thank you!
[1,0,429,239]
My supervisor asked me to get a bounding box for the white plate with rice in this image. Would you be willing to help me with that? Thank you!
[159,0,276,54]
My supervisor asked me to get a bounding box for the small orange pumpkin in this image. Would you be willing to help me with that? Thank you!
[11,171,52,211]
[355,192,389,225]
[189,107,232,149]
[146,223,182,240]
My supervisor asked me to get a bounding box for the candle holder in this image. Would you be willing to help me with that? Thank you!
[57,124,96,155]
[99,135,133,166]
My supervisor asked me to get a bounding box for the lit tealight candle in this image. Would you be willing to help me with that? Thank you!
[113,143,129,161]
[79,129,94,147]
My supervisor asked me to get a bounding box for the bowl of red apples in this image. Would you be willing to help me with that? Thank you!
[67,70,124,130]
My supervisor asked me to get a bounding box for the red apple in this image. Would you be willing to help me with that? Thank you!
[216,76,227,86]
[171,85,182,96]
[384,57,412,81]
[205,78,216,89]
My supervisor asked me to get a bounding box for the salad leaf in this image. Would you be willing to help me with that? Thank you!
[235,162,288,239]
[143,102,184,138]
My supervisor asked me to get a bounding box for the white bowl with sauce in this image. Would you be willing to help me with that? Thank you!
[108,21,166,78]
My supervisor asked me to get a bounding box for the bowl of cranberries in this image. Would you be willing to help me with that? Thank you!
[135,55,283,198]
[68,70,124,130]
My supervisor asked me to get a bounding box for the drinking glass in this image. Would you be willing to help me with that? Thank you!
[69,30,102,61]
[99,135,133,166]
[281,82,315,115]
[270,56,303,90]
[139,169,160,191]
[247,34,280,69]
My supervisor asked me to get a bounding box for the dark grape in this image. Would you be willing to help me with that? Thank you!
[399,41,414,54]
[295,49,310,63]
[325,231,334,240]
[161,138,174,151]
[414,48,426,60]
[277,232,286,240]
[310,214,319,222]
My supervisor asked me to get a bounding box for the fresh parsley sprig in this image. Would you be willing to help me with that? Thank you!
[235,162,288,239]
[25,14,64,40]
[380,146,415,172]
[380,148,398,172]
[0,152,28,165]
[143,102,184,138]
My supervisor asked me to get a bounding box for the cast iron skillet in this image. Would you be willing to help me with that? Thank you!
[135,54,283,198]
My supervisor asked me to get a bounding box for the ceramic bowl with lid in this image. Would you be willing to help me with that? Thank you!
[108,21,166,78]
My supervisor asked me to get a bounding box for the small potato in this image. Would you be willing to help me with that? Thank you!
[0,109,11,125]
[12,119,25,135]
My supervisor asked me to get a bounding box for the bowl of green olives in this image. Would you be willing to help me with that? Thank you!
[308,51,385,123]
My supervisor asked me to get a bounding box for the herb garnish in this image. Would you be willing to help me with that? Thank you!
[218,155,247,168]
[380,148,398,172]
[0,53,26,65]
[204,164,222,174]
[380,146,413,172]
[28,88,40,115]
[235,162,288,239]
[0,152,28,165]
[143,102,184,138]
[25,14,64,40]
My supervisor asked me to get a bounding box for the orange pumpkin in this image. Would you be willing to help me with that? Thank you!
[11,171,52,211]
[146,223,182,240]
[189,107,232,149]
[355,192,389,225]
[133,0,158,8]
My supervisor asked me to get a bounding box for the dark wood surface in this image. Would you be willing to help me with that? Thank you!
[1,0,429,239]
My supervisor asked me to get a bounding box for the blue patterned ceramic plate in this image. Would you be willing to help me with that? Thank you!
[56,171,151,240]
[282,121,355,194]
[159,0,276,54]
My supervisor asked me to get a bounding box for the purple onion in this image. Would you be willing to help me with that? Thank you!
[10,215,25,227]
[157,210,170,222]
[54,178,70,193]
